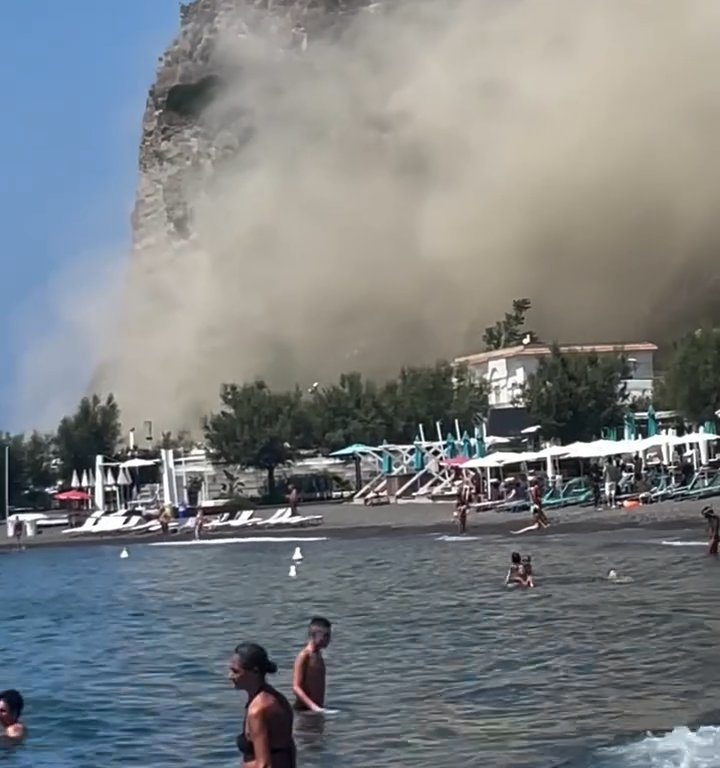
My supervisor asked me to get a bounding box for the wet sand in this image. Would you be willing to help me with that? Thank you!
[0,497,713,552]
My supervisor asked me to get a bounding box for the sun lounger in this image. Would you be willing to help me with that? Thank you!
[282,513,324,527]
[253,508,293,527]
[61,511,105,535]
[226,510,258,528]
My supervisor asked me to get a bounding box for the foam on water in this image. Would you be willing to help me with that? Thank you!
[148,536,327,547]
[589,726,720,767]
[435,534,482,542]
[660,541,707,547]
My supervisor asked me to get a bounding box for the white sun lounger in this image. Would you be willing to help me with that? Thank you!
[61,511,105,535]
[283,513,324,527]
[254,508,294,527]
[226,510,257,528]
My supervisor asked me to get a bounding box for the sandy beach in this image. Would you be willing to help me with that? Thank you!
[0,497,712,552]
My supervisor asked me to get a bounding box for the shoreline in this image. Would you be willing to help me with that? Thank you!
[0,498,711,552]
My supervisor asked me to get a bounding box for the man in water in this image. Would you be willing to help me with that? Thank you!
[455,481,471,534]
[702,506,719,556]
[293,617,331,712]
[0,690,25,743]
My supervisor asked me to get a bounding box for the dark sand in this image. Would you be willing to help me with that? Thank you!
[0,497,713,552]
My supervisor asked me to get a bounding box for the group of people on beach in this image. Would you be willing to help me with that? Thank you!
[229,616,332,767]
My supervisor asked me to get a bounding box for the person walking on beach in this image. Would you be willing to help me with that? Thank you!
[603,458,619,508]
[229,643,296,768]
[0,689,26,743]
[293,617,332,713]
[529,479,549,528]
[194,509,204,540]
[702,506,720,556]
[287,485,299,517]
[12,517,23,551]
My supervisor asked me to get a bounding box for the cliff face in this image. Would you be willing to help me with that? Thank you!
[132,0,372,263]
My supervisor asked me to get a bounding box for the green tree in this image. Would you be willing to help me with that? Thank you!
[204,381,303,497]
[380,362,488,441]
[0,433,28,506]
[56,394,122,480]
[660,328,720,423]
[522,346,629,443]
[482,297,538,351]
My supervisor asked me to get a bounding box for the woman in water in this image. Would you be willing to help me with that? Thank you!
[0,690,25,743]
[229,642,296,768]
[505,552,533,588]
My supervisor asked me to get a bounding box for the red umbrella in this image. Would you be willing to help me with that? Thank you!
[440,457,468,467]
[54,490,92,502]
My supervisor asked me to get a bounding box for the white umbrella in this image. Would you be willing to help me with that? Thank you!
[121,458,159,468]
[117,468,131,486]
[94,456,105,512]
[80,469,89,488]
[70,470,80,489]
[105,468,116,487]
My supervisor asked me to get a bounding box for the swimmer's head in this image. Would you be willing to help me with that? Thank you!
[511,552,521,565]
[0,690,23,726]
[229,643,277,689]
[309,616,332,649]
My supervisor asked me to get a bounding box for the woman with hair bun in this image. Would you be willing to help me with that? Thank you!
[228,642,296,768]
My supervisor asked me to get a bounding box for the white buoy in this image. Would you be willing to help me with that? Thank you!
[289,564,297,578]
[607,569,617,581]
[120,547,129,559]
[292,546,303,562]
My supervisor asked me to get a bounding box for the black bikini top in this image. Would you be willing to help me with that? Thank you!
[237,687,294,762]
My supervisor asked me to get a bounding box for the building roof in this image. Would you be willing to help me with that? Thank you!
[455,342,658,367]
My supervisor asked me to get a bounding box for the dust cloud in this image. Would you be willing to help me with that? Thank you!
[24,0,720,430]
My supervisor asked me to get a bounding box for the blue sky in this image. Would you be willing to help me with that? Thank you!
[0,0,180,429]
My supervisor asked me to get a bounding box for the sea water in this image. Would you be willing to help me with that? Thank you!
[2,526,720,767]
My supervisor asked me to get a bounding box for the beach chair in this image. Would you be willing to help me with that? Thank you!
[254,508,293,527]
[61,511,105,535]
[226,510,258,528]
[283,512,324,527]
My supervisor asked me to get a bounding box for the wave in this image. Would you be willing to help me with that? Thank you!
[570,726,720,767]
[660,540,707,547]
[435,535,482,542]
[148,536,328,547]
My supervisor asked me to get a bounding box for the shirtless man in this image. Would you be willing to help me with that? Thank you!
[702,506,720,556]
[293,617,331,712]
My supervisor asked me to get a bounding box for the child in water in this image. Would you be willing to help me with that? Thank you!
[702,506,719,556]
[293,617,332,713]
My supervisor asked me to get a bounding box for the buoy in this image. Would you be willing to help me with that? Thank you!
[120,547,129,559]
[292,546,303,562]
[289,564,297,578]
[607,569,617,580]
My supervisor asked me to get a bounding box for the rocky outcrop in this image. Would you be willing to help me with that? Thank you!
[132,0,374,261]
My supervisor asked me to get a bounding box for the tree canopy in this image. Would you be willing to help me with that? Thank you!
[483,298,538,351]
[55,394,122,480]
[522,345,629,443]
[659,328,720,423]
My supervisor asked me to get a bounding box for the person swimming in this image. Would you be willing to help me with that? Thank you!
[293,617,332,713]
[505,552,533,588]
[0,690,25,743]
[702,506,719,556]
[522,555,533,578]
[228,643,296,768]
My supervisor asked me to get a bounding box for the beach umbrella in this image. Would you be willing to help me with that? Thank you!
[54,489,92,502]
[461,432,472,459]
[105,468,116,487]
[445,433,457,459]
[94,456,105,512]
[474,437,486,458]
[413,439,425,472]
[647,406,658,438]
[121,457,160,468]
[80,469,89,489]
[117,467,131,486]
[381,441,393,475]
[329,443,373,457]
[70,470,80,489]
[623,412,636,441]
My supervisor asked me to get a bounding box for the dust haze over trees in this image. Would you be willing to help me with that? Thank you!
[17,0,720,432]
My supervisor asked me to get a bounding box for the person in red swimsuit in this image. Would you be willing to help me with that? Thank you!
[702,507,719,556]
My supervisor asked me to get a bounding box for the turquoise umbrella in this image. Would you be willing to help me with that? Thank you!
[647,406,658,437]
[624,411,636,441]
[461,432,472,459]
[474,438,486,458]
[445,433,457,459]
[413,439,425,472]
[381,441,393,474]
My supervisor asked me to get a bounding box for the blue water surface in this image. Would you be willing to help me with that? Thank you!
[2,529,720,767]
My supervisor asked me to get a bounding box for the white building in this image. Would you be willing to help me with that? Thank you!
[455,343,657,408]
